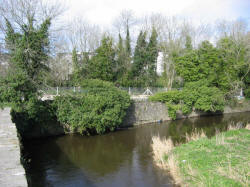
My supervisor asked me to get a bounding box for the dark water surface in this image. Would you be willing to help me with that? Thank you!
[22,112,250,187]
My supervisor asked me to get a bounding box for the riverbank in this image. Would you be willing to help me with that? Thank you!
[151,125,250,186]
[0,108,27,187]
[123,98,250,126]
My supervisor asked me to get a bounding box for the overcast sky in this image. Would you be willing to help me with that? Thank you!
[63,0,250,27]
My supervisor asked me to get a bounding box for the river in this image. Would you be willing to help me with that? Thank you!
[22,112,250,187]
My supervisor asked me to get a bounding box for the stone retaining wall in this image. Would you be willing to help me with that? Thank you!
[122,99,250,126]
[0,108,27,187]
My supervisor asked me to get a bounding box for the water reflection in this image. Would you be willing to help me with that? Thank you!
[23,112,250,187]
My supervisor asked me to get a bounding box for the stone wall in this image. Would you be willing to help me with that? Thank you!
[122,99,250,126]
[0,108,27,187]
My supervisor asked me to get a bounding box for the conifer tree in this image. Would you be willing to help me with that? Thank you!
[146,27,158,86]
[72,47,81,84]
[116,33,126,79]
[185,35,193,51]
[125,25,131,57]
[131,31,147,85]
[88,36,116,82]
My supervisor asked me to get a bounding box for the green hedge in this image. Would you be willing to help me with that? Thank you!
[53,79,131,135]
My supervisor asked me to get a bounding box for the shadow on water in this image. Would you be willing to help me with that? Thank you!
[21,112,250,187]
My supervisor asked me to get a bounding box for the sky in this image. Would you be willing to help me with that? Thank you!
[63,0,250,27]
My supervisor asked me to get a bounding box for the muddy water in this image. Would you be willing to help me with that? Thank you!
[22,112,250,187]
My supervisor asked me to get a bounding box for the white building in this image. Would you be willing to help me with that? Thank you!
[156,52,165,76]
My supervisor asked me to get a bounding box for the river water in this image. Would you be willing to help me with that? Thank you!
[22,112,250,187]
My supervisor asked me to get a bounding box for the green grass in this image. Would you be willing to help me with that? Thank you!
[170,129,250,187]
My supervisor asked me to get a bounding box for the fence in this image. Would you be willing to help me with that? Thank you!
[39,86,175,96]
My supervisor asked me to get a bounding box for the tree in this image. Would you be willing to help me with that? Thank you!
[185,35,193,51]
[175,41,222,87]
[146,27,158,86]
[0,16,51,111]
[116,33,127,80]
[130,31,147,86]
[72,47,81,84]
[125,25,131,57]
[5,17,51,84]
[87,36,116,82]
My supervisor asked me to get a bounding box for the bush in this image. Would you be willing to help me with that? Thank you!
[11,99,57,137]
[149,80,225,119]
[53,79,131,135]
[244,87,250,98]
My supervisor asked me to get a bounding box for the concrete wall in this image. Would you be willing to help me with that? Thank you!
[123,99,250,126]
[0,108,27,187]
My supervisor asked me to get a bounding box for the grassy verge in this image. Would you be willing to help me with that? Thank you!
[152,125,250,187]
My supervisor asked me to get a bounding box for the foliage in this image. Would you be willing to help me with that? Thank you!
[72,47,81,84]
[174,39,247,93]
[53,79,131,135]
[125,25,131,57]
[11,100,57,136]
[166,103,181,120]
[87,36,116,82]
[150,90,181,103]
[5,18,51,84]
[1,17,51,109]
[130,31,147,85]
[0,70,37,110]
[185,35,193,51]
[244,88,250,98]
[116,33,128,83]
[0,17,58,137]
[146,27,158,86]
[149,80,225,119]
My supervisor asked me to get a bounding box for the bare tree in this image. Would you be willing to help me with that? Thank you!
[67,17,102,53]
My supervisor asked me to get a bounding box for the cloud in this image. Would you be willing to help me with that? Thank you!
[64,0,250,26]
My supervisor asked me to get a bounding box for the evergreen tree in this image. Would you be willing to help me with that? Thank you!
[4,18,51,84]
[72,47,81,84]
[116,33,126,80]
[125,25,131,57]
[88,36,116,82]
[131,31,147,86]
[185,35,193,51]
[1,17,51,110]
[146,27,158,86]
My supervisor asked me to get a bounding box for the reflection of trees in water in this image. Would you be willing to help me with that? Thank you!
[55,130,136,177]
[22,138,95,187]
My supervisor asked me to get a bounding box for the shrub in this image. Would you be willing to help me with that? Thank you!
[149,80,225,119]
[53,79,131,135]
[11,99,57,137]
[244,87,250,98]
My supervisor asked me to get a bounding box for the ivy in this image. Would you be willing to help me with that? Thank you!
[53,79,131,135]
[149,80,225,119]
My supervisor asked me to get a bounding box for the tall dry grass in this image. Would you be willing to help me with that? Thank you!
[151,136,173,166]
[245,124,250,130]
[151,136,182,184]
[185,129,206,142]
[215,133,226,145]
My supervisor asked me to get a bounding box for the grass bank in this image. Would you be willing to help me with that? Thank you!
[152,125,250,187]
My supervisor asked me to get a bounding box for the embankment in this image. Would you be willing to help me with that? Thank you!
[123,98,250,126]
